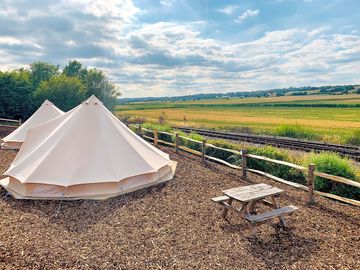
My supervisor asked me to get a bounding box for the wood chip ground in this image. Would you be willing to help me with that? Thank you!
[0,146,359,269]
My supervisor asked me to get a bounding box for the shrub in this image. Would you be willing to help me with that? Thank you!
[158,112,167,125]
[206,139,241,163]
[246,146,306,184]
[143,122,172,132]
[306,152,360,199]
[274,124,318,141]
[177,132,203,152]
[142,123,173,142]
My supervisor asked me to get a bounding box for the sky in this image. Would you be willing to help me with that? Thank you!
[0,0,359,98]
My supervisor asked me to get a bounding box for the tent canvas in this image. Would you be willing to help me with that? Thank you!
[1,100,64,149]
[0,95,177,200]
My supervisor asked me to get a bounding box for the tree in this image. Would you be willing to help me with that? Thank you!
[0,70,33,120]
[63,61,120,110]
[62,60,88,81]
[85,68,120,110]
[30,61,59,89]
[34,75,86,111]
[0,60,119,119]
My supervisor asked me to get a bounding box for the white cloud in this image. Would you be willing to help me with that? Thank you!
[0,36,43,49]
[218,5,239,15]
[235,9,259,23]
[67,0,140,21]
[160,0,176,9]
[308,26,331,37]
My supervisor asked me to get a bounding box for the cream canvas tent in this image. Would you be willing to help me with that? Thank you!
[1,100,64,149]
[0,95,177,200]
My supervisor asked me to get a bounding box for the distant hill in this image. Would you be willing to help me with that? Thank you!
[118,84,359,104]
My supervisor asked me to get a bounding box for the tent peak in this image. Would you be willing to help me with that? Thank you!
[83,95,102,105]
[43,100,54,106]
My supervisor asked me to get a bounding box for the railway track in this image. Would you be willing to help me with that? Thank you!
[174,126,360,160]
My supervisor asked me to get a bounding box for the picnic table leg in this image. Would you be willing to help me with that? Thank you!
[270,196,286,228]
[222,198,233,219]
[244,202,256,235]
[247,200,258,214]
[237,202,247,212]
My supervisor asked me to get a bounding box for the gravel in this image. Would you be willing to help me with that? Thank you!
[0,146,359,269]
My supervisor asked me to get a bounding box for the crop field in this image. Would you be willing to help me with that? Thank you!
[116,94,360,143]
[120,93,360,107]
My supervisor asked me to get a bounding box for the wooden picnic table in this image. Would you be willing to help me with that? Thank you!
[212,183,298,234]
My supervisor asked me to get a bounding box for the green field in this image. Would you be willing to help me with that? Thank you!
[116,94,360,144]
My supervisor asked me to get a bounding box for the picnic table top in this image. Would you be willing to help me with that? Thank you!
[222,183,283,203]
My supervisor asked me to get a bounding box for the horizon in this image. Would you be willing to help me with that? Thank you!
[1,0,360,98]
[118,83,360,100]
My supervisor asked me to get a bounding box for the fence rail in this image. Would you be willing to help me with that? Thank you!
[0,117,22,126]
[132,124,360,207]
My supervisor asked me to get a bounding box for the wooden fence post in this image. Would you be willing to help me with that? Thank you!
[19,119,22,126]
[138,125,142,137]
[241,149,247,179]
[175,132,179,153]
[307,164,315,204]
[202,139,207,163]
[154,129,158,146]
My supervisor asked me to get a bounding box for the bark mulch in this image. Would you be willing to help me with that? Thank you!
[0,126,16,138]
[0,147,359,269]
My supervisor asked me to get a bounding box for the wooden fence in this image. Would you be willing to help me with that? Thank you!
[133,124,360,207]
[0,117,22,127]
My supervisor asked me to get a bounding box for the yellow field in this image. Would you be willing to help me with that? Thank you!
[117,93,360,141]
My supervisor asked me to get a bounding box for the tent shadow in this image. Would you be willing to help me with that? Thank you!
[0,182,168,233]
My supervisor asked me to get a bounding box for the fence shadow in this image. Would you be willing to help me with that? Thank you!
[309,202,360,227]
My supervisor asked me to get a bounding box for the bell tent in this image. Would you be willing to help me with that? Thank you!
[0,95,177,200]
[1,100,64,149]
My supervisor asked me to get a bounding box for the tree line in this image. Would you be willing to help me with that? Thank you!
[0,60,120,120]
[119,84,359,104]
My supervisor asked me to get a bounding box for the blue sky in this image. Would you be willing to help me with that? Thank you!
[0,0,359,98]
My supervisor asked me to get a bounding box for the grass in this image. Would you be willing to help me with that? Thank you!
[142,122,172,132]
[274,124,319,141]
[344,130,360,146]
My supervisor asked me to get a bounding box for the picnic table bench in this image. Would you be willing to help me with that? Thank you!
[212,183,298,235]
